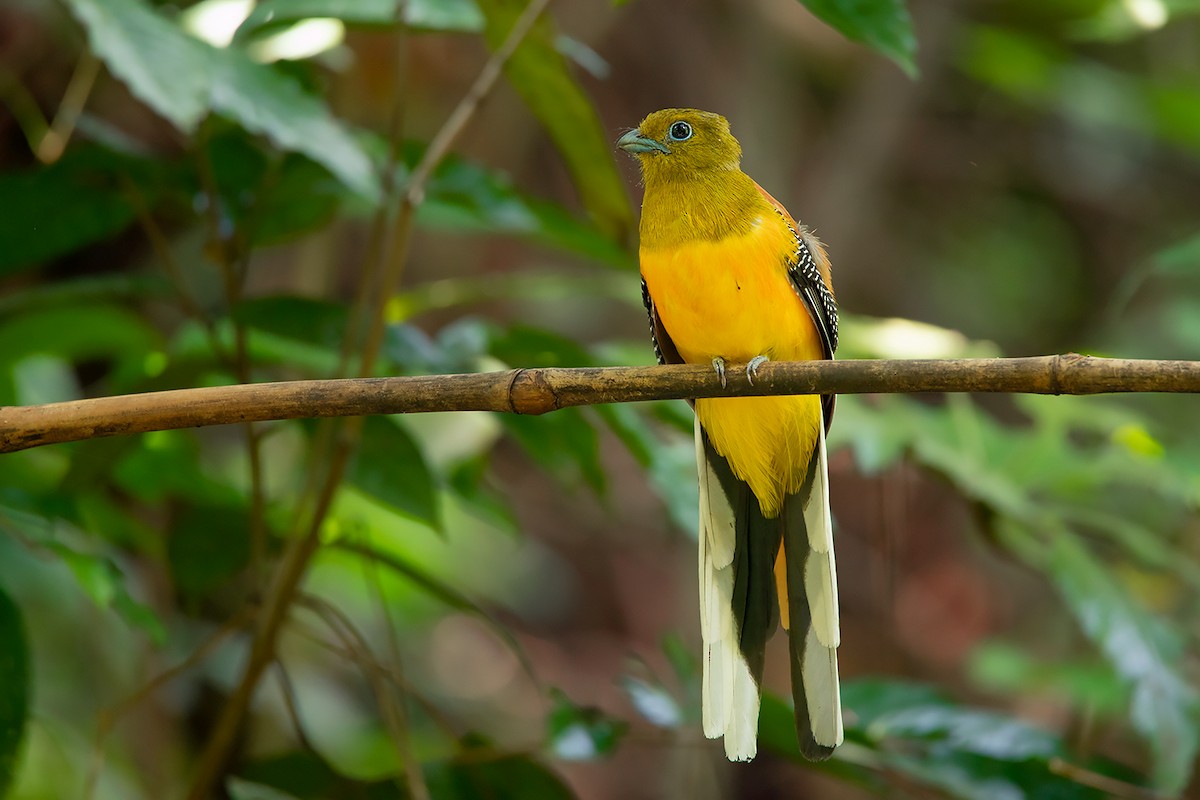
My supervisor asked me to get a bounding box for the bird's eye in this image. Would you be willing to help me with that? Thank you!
[668,121,693,141]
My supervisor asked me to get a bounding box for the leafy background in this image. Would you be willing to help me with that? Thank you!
[2,0,1200,798]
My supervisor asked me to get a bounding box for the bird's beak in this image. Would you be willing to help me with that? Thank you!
[617,129,670,155]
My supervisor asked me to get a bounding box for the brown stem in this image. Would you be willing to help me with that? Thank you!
[5,355,1200,454]
[83,608,253,800]
[37,50,101,163]
[181,4,555,795]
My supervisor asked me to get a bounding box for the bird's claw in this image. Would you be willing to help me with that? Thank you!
[746,355,769,385]
[711,357,728,389]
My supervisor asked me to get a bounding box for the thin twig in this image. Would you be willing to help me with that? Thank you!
[1048,757,1165,800]
[272,659,320,755]
[296,593,420,797]
[289,619,462,740]
[337,3,412,378]
[83,608,254,800]
[5,355,1200,454]
[121,176,230,365]
[363,539,431,800]
[0,68,51,153]
[337,538,540,692]
[356,0,554,376]
[37,50,101,163]
[181,4,554,795]
[184,430,354,800]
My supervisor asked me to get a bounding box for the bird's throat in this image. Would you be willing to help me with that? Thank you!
[638,170,764,250]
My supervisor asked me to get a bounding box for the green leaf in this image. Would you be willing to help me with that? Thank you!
[546,689,627,761]
[237,751,406,799]
[762,681,1120,799]
[0,146,177,275]
[235,0,483,36]
[488,324,594,369]
[427,752,576,800]
[799,0,918,76]
[167,504,252,597]
[448,456,519,534]
[416,152,631,267]
[64,0,378,198]
[203,131,348,246]
[226,777,304,800]
[968,641,1128,715]
[112,430,241,506]
[0,584,29,797]
[65,0,211,131]
[1001,524,1200,793]
[0,303,160,404]
[0,505,167,643]
[595,404,698,534]
[475,0,632,240]
[1152,230,1200,276]
[233,296,349,350]
[501,411,605,494]
[349,417,442,531]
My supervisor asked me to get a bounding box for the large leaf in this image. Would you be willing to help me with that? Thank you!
[414,150,631,267]
[233,296,349,350]
[799,0,918,76]
[236,0,484,36]
[426,751,576,800]
[0,146,179,276]
[0,584,29,797]
[167,504,252,597]
[0,503,166,643]
[761,681,1123,800]
[1000,523,1200,793]
[961,26,1200,155]
[475,0,632,240]
[0,303,161,404]
[64,0,378,198]
[349,416,442,531]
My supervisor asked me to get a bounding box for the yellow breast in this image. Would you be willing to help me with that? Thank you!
[640,216,824,517]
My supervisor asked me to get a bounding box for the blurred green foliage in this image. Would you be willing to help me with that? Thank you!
[1,0,1199,798]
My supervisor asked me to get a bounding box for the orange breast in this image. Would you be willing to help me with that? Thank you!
[640,215,824,517]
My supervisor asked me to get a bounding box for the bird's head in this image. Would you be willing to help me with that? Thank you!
[617,109,741,182]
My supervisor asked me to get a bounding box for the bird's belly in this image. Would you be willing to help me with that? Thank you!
[640,231,825,516]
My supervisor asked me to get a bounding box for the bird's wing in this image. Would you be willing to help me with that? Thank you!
[642,277,684,366]
[753,182,838,427]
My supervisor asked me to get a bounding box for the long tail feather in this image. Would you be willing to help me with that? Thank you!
[696,418,776,761]
[783,419,843,759]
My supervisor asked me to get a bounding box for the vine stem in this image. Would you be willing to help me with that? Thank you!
[179,1,555,795]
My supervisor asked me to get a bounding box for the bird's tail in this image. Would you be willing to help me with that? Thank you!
[696,416,843,762]
[780,416,843,759]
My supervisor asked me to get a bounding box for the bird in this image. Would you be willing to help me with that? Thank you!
[618,109,842,762]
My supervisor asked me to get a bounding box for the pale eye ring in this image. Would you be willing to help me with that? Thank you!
[668,121,693,141]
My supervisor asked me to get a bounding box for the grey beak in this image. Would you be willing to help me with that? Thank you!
[617,129,670,155]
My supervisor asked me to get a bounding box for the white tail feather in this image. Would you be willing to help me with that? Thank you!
[696,418,759,761]
[801,422,843,748]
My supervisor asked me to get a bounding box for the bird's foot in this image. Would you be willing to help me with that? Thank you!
[711,357,728,389]
[746,355,769,386]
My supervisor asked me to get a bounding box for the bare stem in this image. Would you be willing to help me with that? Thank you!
[6,355,1200,454]
[180,4,555,794]
[83,609,253,800]
[37,50,101,163]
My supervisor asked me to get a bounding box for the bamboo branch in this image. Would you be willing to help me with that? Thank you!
[3,355,1199,454]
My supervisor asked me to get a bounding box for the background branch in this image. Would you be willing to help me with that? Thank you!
[3,355,1199,454]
